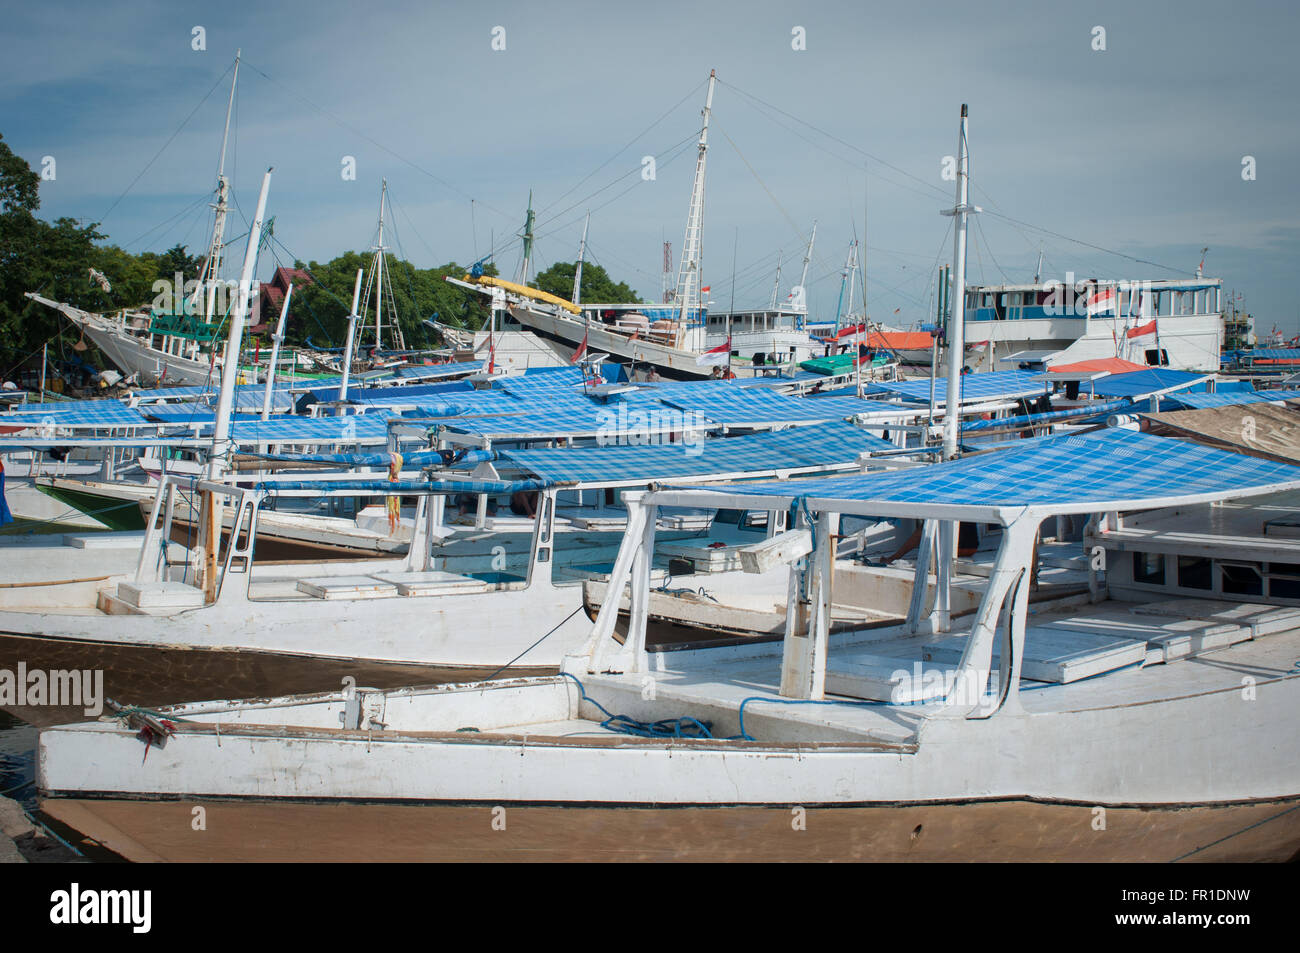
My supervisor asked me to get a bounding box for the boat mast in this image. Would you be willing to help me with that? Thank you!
[794,220,816,321]
[375,178,386,352]
[768,250,783,310]
[192,49,240,320]
[517,191,535,286]
[572,212,589,306]
[835,240,857,333]
[674,69,716,348]
[933,105,977,633]
[940,104,976,462]
[260,283,293,420]
[208,168,272,476]
[846,241,858,327]
[339,269,364,405]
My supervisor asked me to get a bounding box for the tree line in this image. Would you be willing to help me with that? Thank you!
[0,132,642,376]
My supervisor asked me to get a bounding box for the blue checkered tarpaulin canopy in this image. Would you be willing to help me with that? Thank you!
[224,412,396,445]
[863,370,1046,406]
[1241,348,1300,362]
[654,386,884,426]
[1088,368,1206,398]
[660,428,1300,520]
[0,400,152,428]
[499,421,892,484]
[1159,389,1300,410]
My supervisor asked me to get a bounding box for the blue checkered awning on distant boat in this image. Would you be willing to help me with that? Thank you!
[863,370,1045,406]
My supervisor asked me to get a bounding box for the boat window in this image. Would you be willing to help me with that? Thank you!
[1267,562,1300,600]
[1220,563,1263,597]
[1133,551,1165,585]
[1144,348,1169,367]
[713,509,743,525]
[1177,555,1213,591]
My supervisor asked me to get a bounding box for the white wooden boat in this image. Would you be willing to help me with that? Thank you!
[34,427,1300,861]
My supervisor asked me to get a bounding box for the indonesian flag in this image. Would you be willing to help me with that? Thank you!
[696,337,731,367]
[968,340,989,354]
[700,285,711,294]
[571,328,588,364]
[1126,319,1158,341]
[1085,287,1117,315]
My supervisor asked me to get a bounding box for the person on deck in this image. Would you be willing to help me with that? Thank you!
[510,490,538,518]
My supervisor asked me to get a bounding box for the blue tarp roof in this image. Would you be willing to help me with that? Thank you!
[1088,368,1205,398]
[0,401,152,428]
[1159,389,1300,410]
[1241,348,1300,361]
[863,370,1045,406]
[654,387,874,426]
[499,421,892,484]
[662,428,1300,520]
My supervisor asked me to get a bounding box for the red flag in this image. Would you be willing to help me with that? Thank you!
[571,328,588,364]
[700,285,711,294]
[696,336,731,367]
[1085,287,1117,315]
[1126,319,1158,340]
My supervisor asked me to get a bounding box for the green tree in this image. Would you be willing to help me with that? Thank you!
[533,261,638,304]
[286,254,499,349]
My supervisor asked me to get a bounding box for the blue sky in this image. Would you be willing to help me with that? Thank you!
[3,0,1296,334]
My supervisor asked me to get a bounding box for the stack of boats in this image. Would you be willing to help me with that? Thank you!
[2,109,1298,863]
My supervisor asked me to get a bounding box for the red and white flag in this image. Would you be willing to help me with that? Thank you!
[571,328,588,364]
[696,336,731,367]
[968,340,989,354]
[699,285,711,295]
[1126,319,1158,341]
[1085,287,1117,315]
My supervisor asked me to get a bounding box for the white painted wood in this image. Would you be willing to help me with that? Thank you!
[116,581,205,610]
[738,528,813,574]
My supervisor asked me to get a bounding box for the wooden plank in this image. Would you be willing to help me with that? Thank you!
[1129,598,1300,637]
[826,652,958,703]
[369,571,488,597]
[295,576,398,600]
[924,627,1145,684]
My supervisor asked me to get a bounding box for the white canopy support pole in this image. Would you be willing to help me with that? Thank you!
[937,517,1038,718]
[982,565,1030,718]
[581,495,650,672]
[934,520,955,632]
[613,502,659,674]
[527,489,557,589]
[338,269,364,405]
[780,510,831,700]
[905,519,938,633]
[405,495,429,573]
[261,283,293,420]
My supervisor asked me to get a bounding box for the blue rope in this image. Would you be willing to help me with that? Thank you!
[558,672,714,740]
[733,695,890,741]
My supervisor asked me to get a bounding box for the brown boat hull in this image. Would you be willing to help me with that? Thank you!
[39,795,1300,863]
